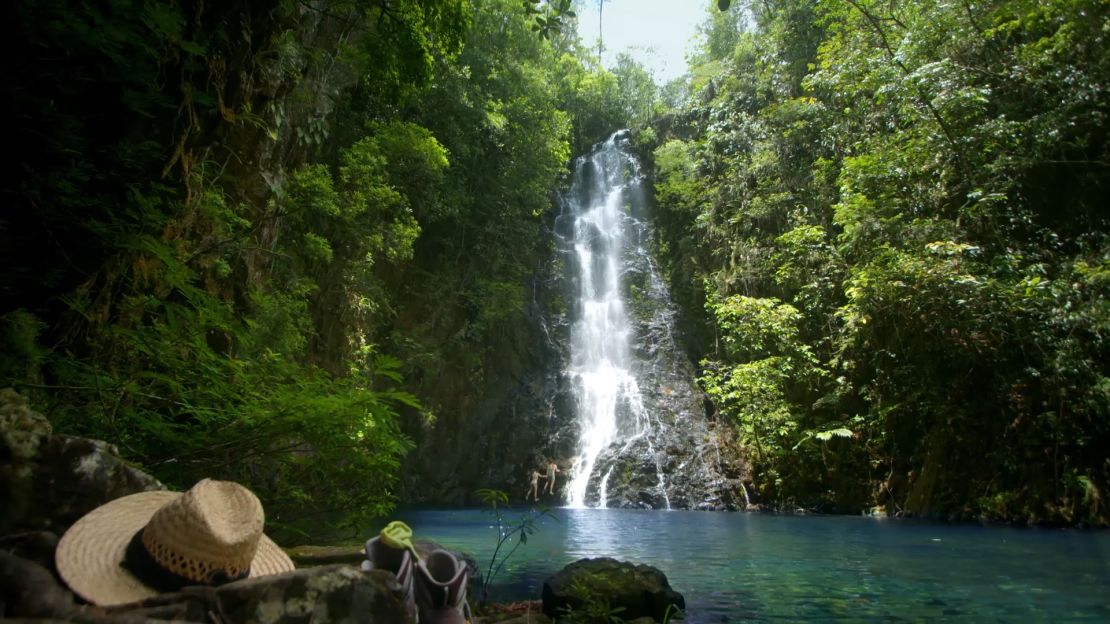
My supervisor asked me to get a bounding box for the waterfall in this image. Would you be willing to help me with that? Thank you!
[564,131,664,508]
[550,131,737,512]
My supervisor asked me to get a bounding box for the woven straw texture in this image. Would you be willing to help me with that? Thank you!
[56,482,294,606]
[142,479,262,581]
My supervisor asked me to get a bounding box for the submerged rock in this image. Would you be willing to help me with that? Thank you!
[541,557,684,622]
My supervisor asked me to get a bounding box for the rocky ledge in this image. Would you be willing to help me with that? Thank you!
[543,557,684,622]
[1,389,686,623]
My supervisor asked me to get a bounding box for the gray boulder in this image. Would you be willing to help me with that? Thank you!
[106,565,413,623]
[1,550,413,623]
[1,387,54,532]
[0,388,165,535]
[542,557,684,622]
[0,390,416,622]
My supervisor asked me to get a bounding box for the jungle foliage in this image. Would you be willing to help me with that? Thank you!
[0,0,651,535]
[5,0,1104,531]
[651,0,1110,525]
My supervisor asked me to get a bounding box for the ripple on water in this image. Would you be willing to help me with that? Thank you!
[392,507,1110,623]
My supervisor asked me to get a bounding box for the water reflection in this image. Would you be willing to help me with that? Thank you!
[393,507,1110,622]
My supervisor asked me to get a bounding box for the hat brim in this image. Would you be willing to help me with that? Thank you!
[56,490,295,606]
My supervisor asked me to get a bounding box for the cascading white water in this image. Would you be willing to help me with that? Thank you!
[565,132,661,508]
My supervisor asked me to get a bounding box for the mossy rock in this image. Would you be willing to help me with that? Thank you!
[285,545,365,567]
[541,557,684,622]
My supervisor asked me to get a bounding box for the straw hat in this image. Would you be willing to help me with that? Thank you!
[56,479,295,606]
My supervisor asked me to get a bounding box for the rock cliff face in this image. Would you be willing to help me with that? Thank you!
[395,264,579,504]
[584,263,742,510]
[397,134,749,510]
[550,133,743,510]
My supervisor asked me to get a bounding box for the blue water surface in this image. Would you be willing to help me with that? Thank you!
[392,507,1110,622]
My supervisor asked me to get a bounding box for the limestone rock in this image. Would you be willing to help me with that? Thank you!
[107,565,413,623]
[541,557,684,622]
[34,435,166,532]
[0,389,165,534]
[0,388,51,461]
[0,530,60,571]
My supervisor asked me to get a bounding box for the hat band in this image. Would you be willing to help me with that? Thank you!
[121,529,249,593]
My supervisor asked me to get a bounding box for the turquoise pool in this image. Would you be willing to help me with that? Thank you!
[392,507,1110,622]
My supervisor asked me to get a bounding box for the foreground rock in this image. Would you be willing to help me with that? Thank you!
[105,565,412,623]
[471,600,552,624]
[1,549,413,623]
[0,388,165,535]
[1,391,415,622]
[542,558,684,622]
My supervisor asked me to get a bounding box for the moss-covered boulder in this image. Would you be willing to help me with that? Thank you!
[541,557,684,622]
[0,389,165,535]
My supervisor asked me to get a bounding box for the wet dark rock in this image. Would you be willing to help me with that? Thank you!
[566,306,744,511]
[0,389,165,535]
[1,388,54,534]
[0,530,60,571]
[541,558,684,622]
[396,137,750,511]
[543,135,748,511]
[0,550,78,620]
[386,136,753,510]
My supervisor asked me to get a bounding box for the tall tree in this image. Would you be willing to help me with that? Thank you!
[648,0,1110,525]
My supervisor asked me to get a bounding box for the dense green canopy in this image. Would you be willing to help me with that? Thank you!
[2,0,1106,531]
[653,0,1109,525]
